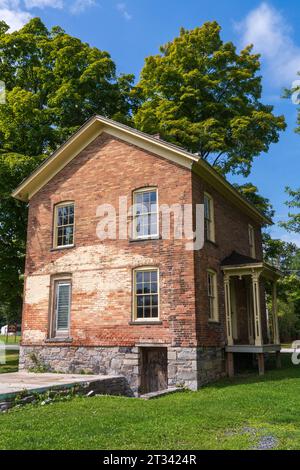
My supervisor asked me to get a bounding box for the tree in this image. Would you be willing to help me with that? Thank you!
[233,182,274,221]
[281,187,300,234]
[0,17,134,321]
[132,22,286,176]
[263,234,300,341]
[0,18,134,156]
[0,151,44,323]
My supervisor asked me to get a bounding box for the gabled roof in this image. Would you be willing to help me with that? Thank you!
[12,115,272,225]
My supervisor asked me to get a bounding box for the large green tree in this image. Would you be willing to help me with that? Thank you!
[0,17,133,322]
[281,187,300,234]
[132,22,286,176]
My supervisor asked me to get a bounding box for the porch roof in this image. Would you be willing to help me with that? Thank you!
[221,251,282,280]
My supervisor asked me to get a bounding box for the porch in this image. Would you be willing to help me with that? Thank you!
[221,251,282,377]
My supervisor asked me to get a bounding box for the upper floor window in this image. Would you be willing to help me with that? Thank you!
[207,269,218,322]
[248,224,256,258]
[51,278,71,337]
[133,268,159,320]
[133,188,158,239]
[53,202,75,248]
[204,192,215,242]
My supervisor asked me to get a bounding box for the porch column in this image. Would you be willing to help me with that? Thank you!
[272,281,280,344]
[224,274,233,346]
[252,271,263,347]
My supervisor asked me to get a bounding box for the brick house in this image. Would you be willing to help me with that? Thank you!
[13,115,281,396]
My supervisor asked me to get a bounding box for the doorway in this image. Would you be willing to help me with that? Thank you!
[140,347,168,394]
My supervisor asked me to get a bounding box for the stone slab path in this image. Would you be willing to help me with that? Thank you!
[0,372,122,400]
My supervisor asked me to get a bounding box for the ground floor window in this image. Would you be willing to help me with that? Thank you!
[207,269,218,321]
[133,268,159,320]
[51,279,71,337]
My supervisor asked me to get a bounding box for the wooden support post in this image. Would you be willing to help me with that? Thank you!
[272,281,280,344]
[276,351,281,369]
[257,353,265,376]
[252,271,263,347]
[227,352,234,378]
[224,275,233,346]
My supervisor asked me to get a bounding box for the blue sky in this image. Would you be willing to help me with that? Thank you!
[1,0,300,245]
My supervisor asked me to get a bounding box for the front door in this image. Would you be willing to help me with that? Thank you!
[140,347,168,394]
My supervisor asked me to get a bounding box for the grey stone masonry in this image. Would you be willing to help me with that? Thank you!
[19,345,139,396]
[20,345,226,395]
[168,347,226,390]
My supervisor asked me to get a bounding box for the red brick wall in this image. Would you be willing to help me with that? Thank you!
[21,132,264,350]
[22,133,197,348]
[192,173,264,347]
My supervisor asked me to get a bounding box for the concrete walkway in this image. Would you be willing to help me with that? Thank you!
[0,372,123,401]
[0,344,20,351]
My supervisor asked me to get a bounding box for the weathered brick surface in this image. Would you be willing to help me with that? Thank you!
[20,131,265,389]
[192,173,266,347]
[23,133,196,348]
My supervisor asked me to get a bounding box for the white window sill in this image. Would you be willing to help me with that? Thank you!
[51,244,75,252]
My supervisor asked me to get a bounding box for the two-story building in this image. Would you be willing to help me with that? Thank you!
[13,115,281,396]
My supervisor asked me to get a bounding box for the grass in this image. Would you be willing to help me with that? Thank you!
[0,356,299,450]
[0,350,19,374]
[0,335,20,344]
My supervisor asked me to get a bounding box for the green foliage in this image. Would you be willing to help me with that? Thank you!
[132,22,286,176]
[0,152,45,322]
[0,17,134,321]
[233,183,274,221]
[0,17,134,156]
[281,187,300,234]
[0,360,300,449]
[263,234,300,340]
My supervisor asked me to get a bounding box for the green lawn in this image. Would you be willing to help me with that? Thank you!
[0,350,19,374]
[0,356,299,450]
[0,335,21,344]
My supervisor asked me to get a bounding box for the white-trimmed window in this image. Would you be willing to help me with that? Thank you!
[133,268,159,320]
[133,188,158,239]
[207,270,218,321]
[248,224,256,258]
[52,279,71,337]
[53,202,75,248]
[204,192,215,242]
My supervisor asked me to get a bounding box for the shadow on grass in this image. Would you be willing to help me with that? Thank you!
[204,354,300,391]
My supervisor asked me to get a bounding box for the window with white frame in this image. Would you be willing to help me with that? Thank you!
[133,188,158,239]
[52,279,71,337]
[133,268,159,320]
[204,193,215,242]
[207,270,218,321]
[248,224,256,258]
[53,202,75,248]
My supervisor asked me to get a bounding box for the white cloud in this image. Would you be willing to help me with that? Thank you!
[0,7,31,30]
[24,0,63,9]
[281,233,300,247]
[116,2,131,21]
[235,2,300,85]
[70,0,95,14]
[0,0,31,30]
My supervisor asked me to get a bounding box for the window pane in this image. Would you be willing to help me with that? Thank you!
[55,204,74,247]
[137,306,143,318]
[133,190,157,238]
[152,306,158,318]
[144,307,151,318]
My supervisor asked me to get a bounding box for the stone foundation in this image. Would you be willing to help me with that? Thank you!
[19,345,226,395]
[168,347,226,390]
[19,345,139,396]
